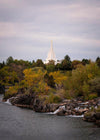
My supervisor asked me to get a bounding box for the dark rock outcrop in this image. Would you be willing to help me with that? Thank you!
[83,107,100,127]
[95,120,100,127]
[94,112,100,120]
[9,94,34,109]
[33,97,59,112]
[56,108,66,116]
[83,112,96,122]
[0,84,5,94]
[9,94,59,113]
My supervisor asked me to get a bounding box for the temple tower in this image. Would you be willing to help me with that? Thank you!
[45,41,57,64]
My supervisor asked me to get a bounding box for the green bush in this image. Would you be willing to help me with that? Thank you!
[46,93,62,103]
[96,106,100,113]
[88,93,98,100]
[46,64,55,72]
[44,73,55,88]
[4,86,18,99]
[64,62,100,100]
[82,82,90,100]
[89,77,100,96]
[64,90,75,99]
[53,95,62,103]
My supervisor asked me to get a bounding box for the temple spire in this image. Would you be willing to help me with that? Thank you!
[45,41,57,64]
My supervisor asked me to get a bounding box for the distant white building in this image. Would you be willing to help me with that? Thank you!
[44,41,57,64]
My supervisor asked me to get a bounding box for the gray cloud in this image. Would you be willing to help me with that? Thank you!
[0,0,100,62]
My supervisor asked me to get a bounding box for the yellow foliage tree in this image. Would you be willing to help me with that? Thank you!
[23,69,45,87]
[34,80,50,94]
[49,71,67,86]
[23,68,50,94]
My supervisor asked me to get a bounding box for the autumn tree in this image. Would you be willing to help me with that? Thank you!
[35,59,45,68]
[64,55,71,62]
[55,63,62,71]
[82,59,90,65]
[23,68,50,94]
[32,60,36,67]
[61,55,72,70]
[0,61,5,69]
[44,73,55,88]
[46,64,55,72]
[49,71,67,88]
[48,60,55,65]
[64,62,100,99]
[6,56,14,65]
[0,66,18,86]
[72,60,81,69]
[96,57,100,67]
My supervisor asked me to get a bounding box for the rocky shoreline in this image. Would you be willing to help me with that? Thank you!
[83,107,100,127]
[3,94,100,127]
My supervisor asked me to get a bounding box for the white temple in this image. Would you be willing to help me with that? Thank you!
[45,41,57,64]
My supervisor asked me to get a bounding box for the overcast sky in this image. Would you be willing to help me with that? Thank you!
[0,0,100,62]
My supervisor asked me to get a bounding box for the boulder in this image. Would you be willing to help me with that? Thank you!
[75,108,89,115]
[56,108,66,116]
[9,94,33,105]
[95,120,100,127]
[84,112,96,122]
[94,112,100,120]
[71,111,76,115]
[97,101,100,106]
[67,110,72,115]
[33,98,59,113]
[49,104,59,112]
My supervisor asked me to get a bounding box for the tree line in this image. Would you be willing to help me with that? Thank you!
[0,55,100,71]
[0,55,100,102]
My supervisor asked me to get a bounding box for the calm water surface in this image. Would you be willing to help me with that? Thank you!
[0,95,100,140]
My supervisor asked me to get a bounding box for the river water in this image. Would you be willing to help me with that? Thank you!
[0,95,100,140]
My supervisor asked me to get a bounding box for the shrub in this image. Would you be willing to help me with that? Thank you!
[44,73,55,88]
[89,77,100,96]
[64,90,75,99]
[4,86,18,99]
[84,111,94,117]
[45,93,62,103]
[46,64,55,72]
[96,106,100,113]
[88,93,98,100]
[96,57,100,67]
[53,95,62,103]
[64,62,100,99]
[82,82,90,100]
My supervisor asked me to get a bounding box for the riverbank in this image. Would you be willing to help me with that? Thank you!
[1,93,100,140]
[3,94,100,127]
[83,106,100,127]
